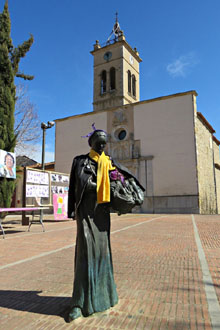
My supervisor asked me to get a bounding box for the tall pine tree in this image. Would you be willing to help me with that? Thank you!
[0,0,34,208]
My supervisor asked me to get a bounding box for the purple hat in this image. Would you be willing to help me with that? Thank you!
[82,123,107,146]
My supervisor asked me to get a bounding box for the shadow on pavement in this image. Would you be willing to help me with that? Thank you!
[0,290,71,316]
[0,290,216,327]
[0,230,25,236]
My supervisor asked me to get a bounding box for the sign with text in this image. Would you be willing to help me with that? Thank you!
[26,184,49,198]
[27,170,49,185]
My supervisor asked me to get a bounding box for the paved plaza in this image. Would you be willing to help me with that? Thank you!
[0,214,220,329]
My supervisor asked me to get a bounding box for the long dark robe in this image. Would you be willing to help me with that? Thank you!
[69,160,118,317]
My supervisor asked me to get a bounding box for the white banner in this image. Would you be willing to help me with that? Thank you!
[27,170,49,185]
[26,184,49,198]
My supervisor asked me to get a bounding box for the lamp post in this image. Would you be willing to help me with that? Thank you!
[40,121,55,227]
[41,121,55,170]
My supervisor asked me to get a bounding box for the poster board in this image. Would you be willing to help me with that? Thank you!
[0,149,16,179]
[53,193,68,220]
[25,168,69,210]
[25,169,49,207]
[50,173,69,195]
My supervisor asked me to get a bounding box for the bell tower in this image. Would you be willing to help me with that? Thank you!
[91,14,142,112]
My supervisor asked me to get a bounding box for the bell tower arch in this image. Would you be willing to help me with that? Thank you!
[91,14,142,111]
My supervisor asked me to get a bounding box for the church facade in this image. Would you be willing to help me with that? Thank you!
[55,19,220,214]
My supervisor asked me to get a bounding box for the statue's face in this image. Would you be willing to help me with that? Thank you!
[90,132,107,154]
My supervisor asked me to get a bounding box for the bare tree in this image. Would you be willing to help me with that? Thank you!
[14,83,41,156]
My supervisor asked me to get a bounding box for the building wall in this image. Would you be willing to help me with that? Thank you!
[134,94,198,195]
[55,91,220,214]
[55,92,201,214]
[122,46,140,102]
[215,167,220,213]
[55,111,107,174]
[133,93,199,213]
[195,116,217,214]
[15,170,24,207]
[213,139,220,163]
[213,140,220,213]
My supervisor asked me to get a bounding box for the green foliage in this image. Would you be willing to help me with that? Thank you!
[0,177,16,207]
[0,1,34,208]
[11,34,34,80]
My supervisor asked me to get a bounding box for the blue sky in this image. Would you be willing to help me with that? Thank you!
[3,0,220,162]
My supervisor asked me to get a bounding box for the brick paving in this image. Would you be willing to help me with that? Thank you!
[0,214,220,329]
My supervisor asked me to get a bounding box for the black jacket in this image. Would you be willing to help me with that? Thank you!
[68,153,144,218]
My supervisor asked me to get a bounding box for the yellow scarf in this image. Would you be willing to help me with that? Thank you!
[89,149,115,204]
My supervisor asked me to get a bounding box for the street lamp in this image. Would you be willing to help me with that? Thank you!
[40,121,55,227]
[41,121,55,170]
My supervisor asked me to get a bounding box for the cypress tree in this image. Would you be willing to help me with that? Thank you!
[0,0,34,208]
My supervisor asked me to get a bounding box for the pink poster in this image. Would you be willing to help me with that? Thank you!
[53,193,69,220]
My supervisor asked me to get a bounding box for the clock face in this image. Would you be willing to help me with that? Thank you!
[129,55,134,65]
[104,51,112,61]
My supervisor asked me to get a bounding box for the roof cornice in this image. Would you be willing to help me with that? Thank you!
[197,112,215,134]
[55,90,198,123]
[90,39,142,63]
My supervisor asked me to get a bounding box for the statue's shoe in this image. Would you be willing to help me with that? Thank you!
[66,307,81,322]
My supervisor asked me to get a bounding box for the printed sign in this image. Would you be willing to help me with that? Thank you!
[26,184,49,198]
[51,186,69,194]
[0,149,16,179]
[50,173,69,183]
[53,193,69,220]
[27,170,49,185]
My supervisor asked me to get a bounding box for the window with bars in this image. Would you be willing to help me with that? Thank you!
[110,67,116,90]
[128,70,131,94]
[132,74,136,97]
[101,70,107,94]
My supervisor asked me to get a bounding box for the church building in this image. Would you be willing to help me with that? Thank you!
[54,17,220,214]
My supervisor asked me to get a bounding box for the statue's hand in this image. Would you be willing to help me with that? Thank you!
[70,211,75,220]
[86,178,97,191]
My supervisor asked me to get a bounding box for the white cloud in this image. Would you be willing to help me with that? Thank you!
[166,52,198,77]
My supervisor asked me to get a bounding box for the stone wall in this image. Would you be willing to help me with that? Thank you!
[213,138,220,213]
[215,166,220,213]
[146,195,199,214]
[213,138,220,163]
[195,115,217,214]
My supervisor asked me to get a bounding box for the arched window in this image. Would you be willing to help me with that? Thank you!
[132,74,136,97]
[101,70,107,94]
[128,70,131,94]
[110,67,116,90]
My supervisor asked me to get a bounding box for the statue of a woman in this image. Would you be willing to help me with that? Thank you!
[66,127,144,322]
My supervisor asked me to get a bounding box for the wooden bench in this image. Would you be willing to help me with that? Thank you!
[0,207,49,238]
